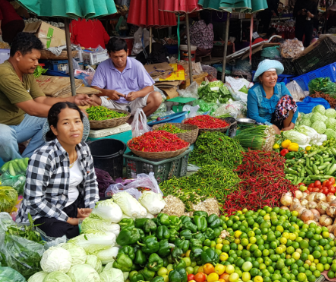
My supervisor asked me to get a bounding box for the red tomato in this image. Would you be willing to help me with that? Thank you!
[315,180,322,187]
[306,190,310,194]
[328,193,334,196]
[323,180,329,187]
[330,186,336,194]
[195,273,206,282]
[308,183,315,189]
[188,274,195,281]
[323,187,330,194]
[329,177,335,185]
[313,187,320,192]
[308,187,313,192]
[298,182,305,186]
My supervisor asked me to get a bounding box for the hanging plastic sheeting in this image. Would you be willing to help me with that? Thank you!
[198,0,267,13]
[159,0,202,13]
[128,0,177,28]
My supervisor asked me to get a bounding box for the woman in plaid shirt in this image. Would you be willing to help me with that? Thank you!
[16,102,99,239]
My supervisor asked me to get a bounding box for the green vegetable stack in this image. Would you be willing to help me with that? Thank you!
[113,213,224,282]
[198,81,232,104]
[155,124,188,134]
[1,158,29,176]
[33,65,47,78]
[86,106,127,121]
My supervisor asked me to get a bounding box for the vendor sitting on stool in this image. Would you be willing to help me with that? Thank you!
[16,102,99,239]
[247,59,298,135]
[90,37,162,119]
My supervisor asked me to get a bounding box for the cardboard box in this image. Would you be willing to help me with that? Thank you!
[23,21,66,48]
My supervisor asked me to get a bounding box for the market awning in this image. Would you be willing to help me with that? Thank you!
[16,0,117,19]
[158,0,202,14]
[128,0,177,28]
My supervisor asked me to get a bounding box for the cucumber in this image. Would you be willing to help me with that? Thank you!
[10,161,20,174]
[18,158,27,172]
[8,163,16,176]
[285,168,298,175]
[1,161,9,173]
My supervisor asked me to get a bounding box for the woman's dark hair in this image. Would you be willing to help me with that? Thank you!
[106,37,128,53]
[46,102,84,141]
[10,32,44,57]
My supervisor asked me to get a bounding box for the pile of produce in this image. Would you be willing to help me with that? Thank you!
[128,131,189,152]
[189,132,244,169]
[234,125,276,151]
[184,115,229,129]
[160,164,241,212]
[33,65,47,78]
[198,81,232,103]
[1,158,29,176]
[310,91,336,108]
[0,186,18,213]
[284,145,336,185]
[224,150,297,215]
[309,77,336,96]
[154,124,188,134]
[86,106,128,121]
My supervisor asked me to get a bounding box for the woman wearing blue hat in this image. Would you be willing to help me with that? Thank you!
[247,59,298,134]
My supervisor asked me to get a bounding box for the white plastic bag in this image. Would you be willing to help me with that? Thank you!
[225,76,253,103]
[177,81,199,98]
[286,80,306,102]
[213,100,247,119]
[131,108,151,138]
[132,27,150,56]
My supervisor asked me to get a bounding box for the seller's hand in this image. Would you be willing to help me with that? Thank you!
[73,94,92,106]
[77,208,92,219]
[106,90,125,101]
[87,94,102,106]
[307,11,314,18]
[126,92,138,102]
[272,124,281,135]
[67,217,79,226]
[282,123,295,132]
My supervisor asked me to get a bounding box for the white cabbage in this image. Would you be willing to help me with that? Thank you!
[282,130,310,145]
[40,247,72,273]
[60,243,87,265]
[311,121,327,134]
[326,118,336,130]
[123,272,129,280]
[99,268,124,282]
[295,125,319,142]
[310,112,324,123]
[138,191,166,215]
[86,255,103,273]
[146,212,155,219]
[91,199,123,223]
[67,264,100,282]
[81,218,120,236]
[326,108,336,118]
[113,192,147,218]
[27,271,48,282]
[103,262,114,271]
[43,271,72,282]
[96,246,119,265]
[325,129,336,140]
[312,105,326,115]
[68,232,116,254]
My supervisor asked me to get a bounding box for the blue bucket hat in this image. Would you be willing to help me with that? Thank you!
[253,59,284,82]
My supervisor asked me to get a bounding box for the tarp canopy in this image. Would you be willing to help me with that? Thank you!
[128,0,177,27]
[159,0,202,14]
[198,0,268,13]
[16,0,117,19]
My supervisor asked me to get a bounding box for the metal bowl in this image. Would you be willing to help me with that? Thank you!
[236,118,256,124]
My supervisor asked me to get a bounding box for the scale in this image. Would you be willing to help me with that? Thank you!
[167,97,196,113]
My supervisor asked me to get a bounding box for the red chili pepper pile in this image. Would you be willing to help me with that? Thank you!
[223,150,297,215]
[184,115,229,129]
[128,131,189,152]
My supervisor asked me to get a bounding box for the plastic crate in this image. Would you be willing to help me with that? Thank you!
[291,62,336,91]
[293,37,336,75]
[147,112,187,126]
[164,44,178,54]
[251,71,295,84]
[40,59,69,74]
[124,148,192,183]
[0,49,10,64]
[82,50,109,65]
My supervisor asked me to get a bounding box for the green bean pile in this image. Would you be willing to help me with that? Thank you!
[160,164,241,212]
[189,131,244,169]
[86,106,127,121]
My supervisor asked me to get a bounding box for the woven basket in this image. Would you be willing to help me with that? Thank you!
[127,141,190,160]
[40,50,78,60]
[182,118,230,134]
[89,110,131,129]
[152,123,199,144]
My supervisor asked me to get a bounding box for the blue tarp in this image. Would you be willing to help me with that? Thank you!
[296,96,331,114]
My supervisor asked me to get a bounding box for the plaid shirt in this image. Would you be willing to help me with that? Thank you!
[17,139,99,223]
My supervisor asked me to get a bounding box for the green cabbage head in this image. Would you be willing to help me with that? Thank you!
[325,129,336,140]
[325,118,336,130]
[311,121,327,134]
[312,105,326,115]
[325,108,336,118]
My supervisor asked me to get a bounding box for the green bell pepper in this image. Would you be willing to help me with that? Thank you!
[169,215,181,230]
[134,250,147,266]
[174,259,187,270]
[201,248,219,265]
[175,238,190,253]
[119,246,135,260]
[167,255,174,264]
[117,228,141,246]
[119,218,135,230]
[285,152,296,159]
[135,218,148,229]
[168,229,179,243]
[182,222,198,233]
[158,239,170,258]
[190,239,203,249]
[193,211,208,218]
[190,247,203,261]
[162,257,169,267]
[156,226,170,240]
[180,229,193,240]
[138,228,145,240]
[147,253,163,272]
[171,247,183,260]
[151,277,164,282]
[139,267,155,281]
[204,228,215,240]
[193,232,205,243]
[130,272,145,282]
[157,213,170,226]
[168,268,187,282]
[138,235,160,254]
[207,214,221,229]
[151,217,161,226]
[180,216,192,224]
[113,253,133,272]
[194,216,207,232]
[144,219,157,234]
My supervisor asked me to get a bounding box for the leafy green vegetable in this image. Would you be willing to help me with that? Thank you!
[326,108,336,118]
[308,77,336,95]
[325,128,336,140]
[326,118,336,130]
[312,105,326,115]
[0,186,18,213]
[311,121,327,134]
[33,65,47,78]
[197,81,232,103]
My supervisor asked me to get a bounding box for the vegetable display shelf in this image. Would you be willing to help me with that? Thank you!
[167,97,196,113]
[147,112,188,126]
[124,148,192,183]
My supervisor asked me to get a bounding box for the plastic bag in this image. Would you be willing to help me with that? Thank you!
[0,266,26,282]
[132,27,150,55]
[214,100,247,119]
[193,99,219,115]
[105,173,162,199]
[0,186,18,213]
[177,81,199,98]
[286,80,306,102]
[232,59,252,73]
[308,77,336,96]
[261,46,280,59]
[225,77,253,103]
[0,173,26,195]
[281,39,304,58]
[131,108,151,138]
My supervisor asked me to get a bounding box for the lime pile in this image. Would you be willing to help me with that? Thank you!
[220,206,336,282]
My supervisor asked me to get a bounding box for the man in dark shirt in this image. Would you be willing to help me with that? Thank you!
[294,0,318,47]
[260,0,279,33]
